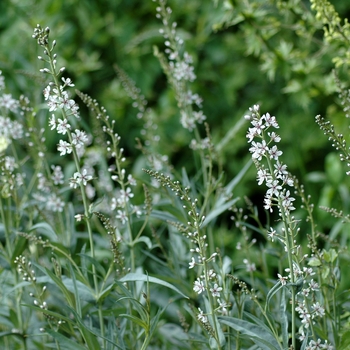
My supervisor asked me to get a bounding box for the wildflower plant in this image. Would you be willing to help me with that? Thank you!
[1,0,350,349]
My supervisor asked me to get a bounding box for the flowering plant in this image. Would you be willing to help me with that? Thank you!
[0,0,350,350]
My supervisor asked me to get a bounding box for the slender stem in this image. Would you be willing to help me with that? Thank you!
[0,198,12,258]
[264,135,296,349]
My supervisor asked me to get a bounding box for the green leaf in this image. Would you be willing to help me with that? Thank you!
[202,197,239,227]
[339,329,350,350]
[21,304,71,324]
[0,331,23,339]
[33,263,75,308]
[280,287,288,349]
[133,236,153,249]
[10,235,27,265]
[68,263,81,317]
[120,314,148,330]
[116,296,148,322]
[99,283,115,301]
[244,312,274,334]
[218,316,281,350]
[323,248,338,263]
[150,209,183,224]
[308,257,322,267]
[89,196,105,214]
[300,330,309,350]
[77,253,106,277]
[61,276,95,303]
[222,159,252,196]
[28,222,58,242]
[321,266,330,279]
[119,273,188,299]
[45,329,88,350]
[216,118,248,152]
[149,306,167,339]
[265,281,283,311]
[66,306,110,349]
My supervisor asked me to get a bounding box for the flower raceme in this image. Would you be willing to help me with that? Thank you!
[245,105,295,215]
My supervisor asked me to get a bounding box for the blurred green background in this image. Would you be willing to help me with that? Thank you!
[1,0,350,233]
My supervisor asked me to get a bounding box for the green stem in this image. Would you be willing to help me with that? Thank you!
[264,139,296,349]
[0,198,12,259]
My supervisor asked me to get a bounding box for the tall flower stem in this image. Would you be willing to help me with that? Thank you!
[33,25,104,341]
[246,105,298,348]
[264,154,296,348]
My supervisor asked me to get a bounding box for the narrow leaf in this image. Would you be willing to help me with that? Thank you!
[222,159,252,199]
[202,197,239,227]
[150,209,183,223]
[265,281,283,311]
[280,287,289,348]
[77,253,106,276]
[120,273,188,299]
[119,314,148,329]
[133,236,153,249]
[33,263,75,307]
[219,316,281,350]
[45,329,87,350]
[29,222,58,241]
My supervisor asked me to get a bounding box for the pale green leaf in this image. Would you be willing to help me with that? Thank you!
[219,316,281,350]
[119,273,188,299]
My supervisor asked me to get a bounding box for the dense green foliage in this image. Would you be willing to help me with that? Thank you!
[1,0,350,210]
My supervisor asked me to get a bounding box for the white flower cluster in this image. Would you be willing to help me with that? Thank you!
[0,72,23,152]
[245,105,295,214]
[43,77,92,187]
[304,339,333,350]
[154,0,207,134]
[33,166,65,213]
[276,262,332,347]
[44,80,79,118]
[194,267,229,324]
[110,171,139,225]
[188,231,228,315]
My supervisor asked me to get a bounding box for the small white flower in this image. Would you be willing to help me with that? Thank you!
[73,169,92,186]
[210,283,222,297]
[257,168,270,185]
[267,228,277,241]
[49,114,56,130]
[243,259,256,272]
[74,214,84,222]
[57,117,71,134]
[263,112,279,128]
[71,129,88,148]
[197,308,208,323]
[268,145,283,160]
[277,273,287,286]
[61,77,74,87]
[193,278,205,294]
[126,174,136,186]
[266,179,282,197]
[311,302,325,318]
[217,299,229,315]
[57,140,72,156]
[43,85,51,100]
[116,210,128,224]
[309,279,319,291]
